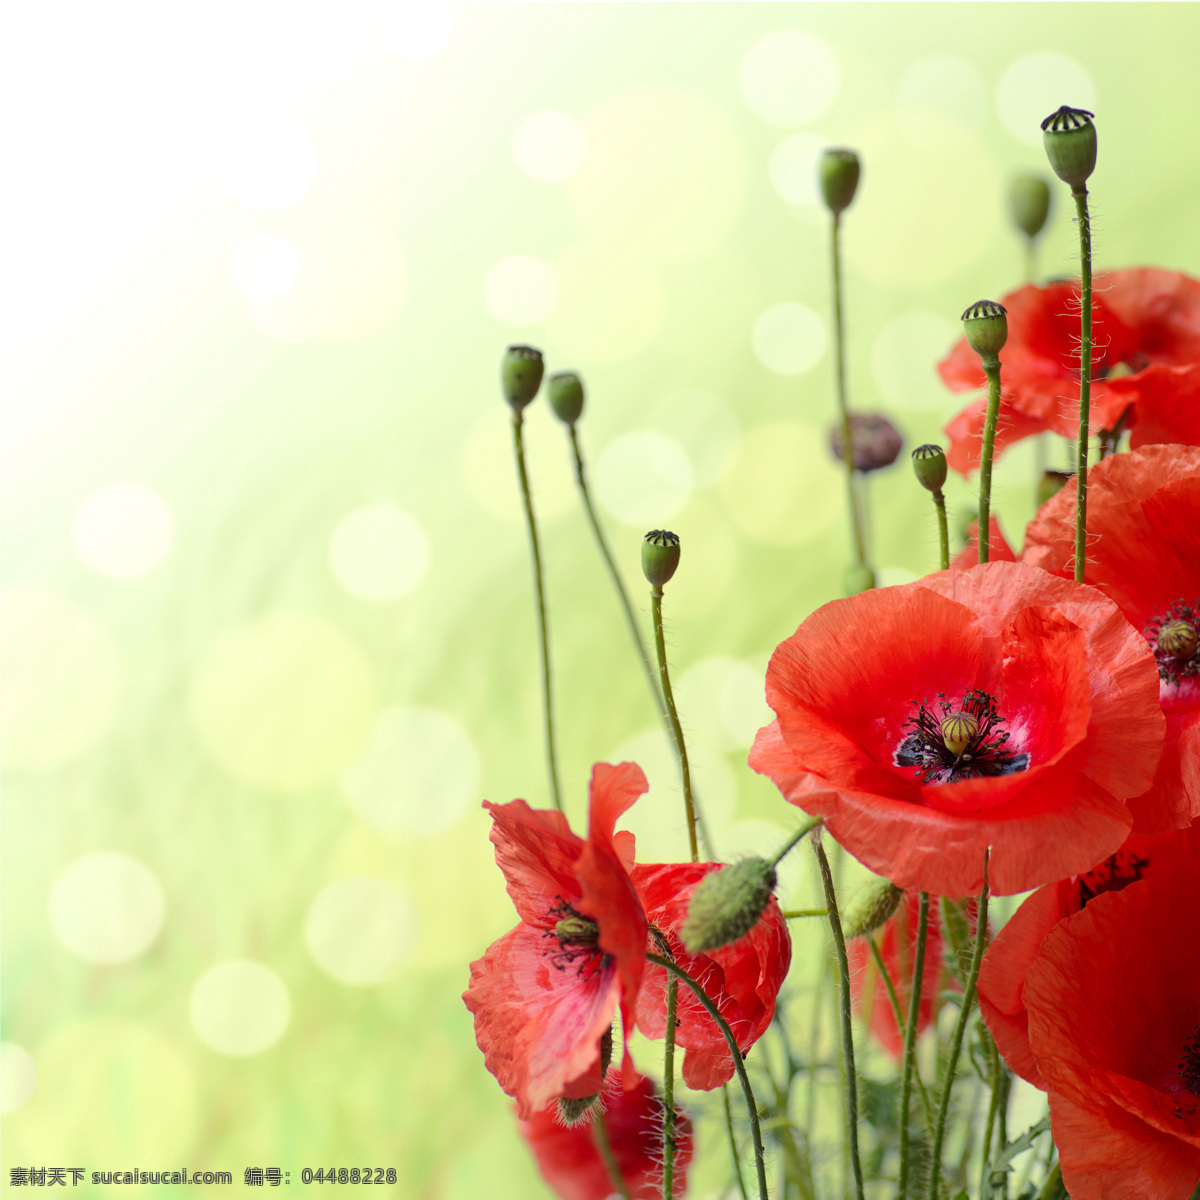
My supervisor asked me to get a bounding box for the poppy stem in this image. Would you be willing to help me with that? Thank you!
[782,907,828,919]
[771,815,823,867]
[647,954,770,1200]
[979,1028,1005,1199]
[928,852,991,1200]
[511,411,563,813]
[650,586,703,862]
[591,1112,633,1200]
[931,490,950,571]
[813,835,866,1200]
[721,1086,750,1200]
[661,975,680,1200]
[1034,1162,1062,1200]
[978,360,1003,565]
[568,426,669,729]
[1072,184,1092,585]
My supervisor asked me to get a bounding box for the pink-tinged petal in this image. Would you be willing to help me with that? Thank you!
[486,800,585,927]
[587,762,650,845]
[464,923,619,1119]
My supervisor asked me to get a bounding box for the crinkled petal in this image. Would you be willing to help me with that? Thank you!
[486,800,586,927]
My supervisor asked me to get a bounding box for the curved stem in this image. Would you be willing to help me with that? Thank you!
[512,411,562,812]
[661,976,679,1200]
[722,1085,750,1200]
[929,853,991,1200]
[932,491,950,572]
[647,953,769,1200]
[568,426,668,725]
[651,586,702,862]
[772,815,823,868]
[592,1112,633,1200]
[814,836,865,1200]
[898,892,932,1200]
[978,361,1003,565]
[830,213,869,572]
[1072,185,1092,585]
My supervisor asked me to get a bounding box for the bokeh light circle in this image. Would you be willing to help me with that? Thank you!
[740,30,839,126]
[217,115,318,210]
[375,0,452,58]
[642,389,741,487]
[997,53,1097,147]
[329,505,429,600]
[752,303,827,375]
[228,233,302,304]
[342,706,480,838]
[677,656,773,752]
[871,312,960,412]
[594,432,694,526]
[768,132,828,207]
[190,961,290,1057]
[483,255,557,326]
[49,852,165,964]
[72,482,172,578]
[305,877,418,985]
[512,111,587,183]
[896,56,988,143]
[0,1043,37,1114]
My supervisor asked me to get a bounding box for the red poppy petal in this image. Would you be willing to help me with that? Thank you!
[952,517,1016,569]
[487,800,586,926]
[944,395,1048,477]
[587,762,650,845]
[1124,364,1200,449]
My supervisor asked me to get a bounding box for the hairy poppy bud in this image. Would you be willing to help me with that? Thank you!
[1041,106,1097,188]
[844,563,876,596]
[843,879,904,939]
[681,859,777,954]
[547,371,585,425]
[828,413,903,473]
[819,148,860,216]
[502,345,544,412]
[911,444,948,493]
[1037,468,1074,508]
[1009,174,1052,240]
[556,1027,613,1125]
[961,300,1008,365]
[642,529,680,589]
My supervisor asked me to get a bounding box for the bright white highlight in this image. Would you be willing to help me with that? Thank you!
[73,483,173,578]
[50,853,165,964]
[0,1044,38,1114]
[228,234,302,304]
[375,0,452,58]
[752,303,827,375]
[594,432,694,526]
[483,255,557,326]
[305,877,418,985]
[217,115,318,210]
[769,133,829,207]
[190,961,290,1057]
[513,111,587,183]
[329,505,429,600]
[997,53,1097,147]
[740,31,839,126]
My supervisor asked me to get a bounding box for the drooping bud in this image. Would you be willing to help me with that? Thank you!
[911,444,948,493]
[818,148,861,216]
[844,563,876,596]
[828,413,903,473]
[842,879,903,939]
[642,529,680,589]
[1157,620,1198,662]
[961,300,1008,365]
[681,858,777,954]
[502,345,544,412]
[941,711,979,757]
[554,913,600,949]
[1037,468,1074,508]
[547,371,585,426]
[1008,174,1052,240]
[1041,106,1097,188]
[556,1027,614,1125]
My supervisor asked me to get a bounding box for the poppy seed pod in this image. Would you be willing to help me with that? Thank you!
[961,300,1008,364]
[501,345,544,412]
[642,529,680,588]
[819,148,860,216]
[681,858,777,953]
[911,444,948,493]
[828,412,903,473]
[1041,106,1097,188]
[547,371,585,425]
[1009,174,1052,240]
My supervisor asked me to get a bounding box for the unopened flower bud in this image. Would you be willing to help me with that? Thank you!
[1041,106,1097,188]
[547,371,585,425]
[1037,469,1074,508]
[502,345,544,412]
[911,444,948,493]
[844,563,876,596]
[557,1028,613,1125]
[843,879,904,939]
[961,300,1008,364]
[819,148,861,216]
[1009,175,1052,240]
[642,530,680,589]
[941,711,979,756]
[828,413,903,473]
[1157,620,1198,662]
[682,858,777,953]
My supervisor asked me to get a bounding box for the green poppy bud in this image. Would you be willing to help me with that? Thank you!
[843,879,904,939]
[547,371,585,425]
[1037,468,1074,508]
[1041,106,1097,188]
[961,300,1008,365]
[681,858,777,954]
[642,529,680,589]
[911,444,948,493]
[1009,174,1052,239]
[844,563,876,596]
[501,344,544,412]
[556,1027,613,1125]
[819,148,861,216]
[1157,620,1198,662]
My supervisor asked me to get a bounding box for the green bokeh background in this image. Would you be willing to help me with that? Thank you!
[3,4,1199,1196]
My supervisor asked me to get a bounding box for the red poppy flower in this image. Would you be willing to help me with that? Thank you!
[750,561,1165,896]
[951,516,1016,570]
[940,269,1200,475]
[517,1067,693,1200]
[1023,444,1200,832]
[463,763,650,1118]
[978,828,1193,1089]
[632,861,791,1090]
[1022,842,1200,1199]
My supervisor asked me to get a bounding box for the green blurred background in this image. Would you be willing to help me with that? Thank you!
[3,3,1199,1196]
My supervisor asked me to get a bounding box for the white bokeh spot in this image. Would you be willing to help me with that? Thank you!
[228,234,302,304]
[594,432,694,527]
[997,53,1097,147]
[0,1043,38,1115]
[375,0,452,58]
[190,961,290,1057]
[871,312,960,413]
[50,852,165,964]
[768,132,828,207]
[217,115,318,210]
[740,30,839,126]
[512,111,587,183]
[897,57,989,138]
[305,877,418,986]
[329,505,429,601]
[73,483,173,579]
[483,255,557,326]
[752,303,827,375]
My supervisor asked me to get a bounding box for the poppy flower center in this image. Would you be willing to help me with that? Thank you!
[1180,1024,1200,1097]
[894,689,1030,784]
[543,898,607,978]
[1145,601,1200,685]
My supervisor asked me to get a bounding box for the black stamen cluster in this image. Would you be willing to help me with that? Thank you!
[1180,1024,1200,1097]
[894,689,1030,784]
[1144,599,1200,685]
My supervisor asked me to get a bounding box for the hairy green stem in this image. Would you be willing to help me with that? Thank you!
[772,815,823,868]
[978,361,1003,564]
[1073,185,1092,584]
[647,953,769,1200]
[898,892,931,1200]
[932,491,950,572]
[592,1112,633,1200]
[980,1030,1005,1199]
[722,1085,750,1200]
[662,976,680,1200]
[782,908,828,920]
[814,837,865,1200]
[512,411,562,812]
[929,854,991,1200]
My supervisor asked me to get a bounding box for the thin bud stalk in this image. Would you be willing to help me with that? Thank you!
[897,891,931,1200]
[978,361,1003,564]
[933,491,949,571]
[592,1113,633,1200]
[661,975,680,1200]
[1073,184,1092,584]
